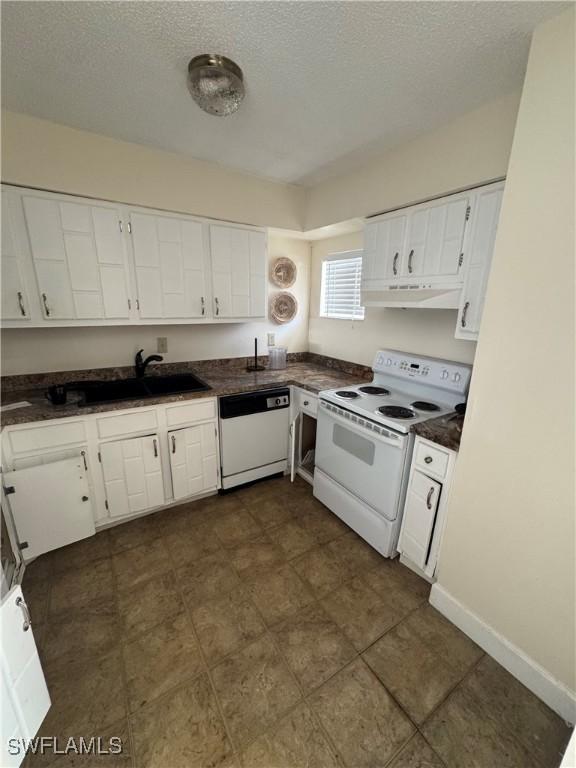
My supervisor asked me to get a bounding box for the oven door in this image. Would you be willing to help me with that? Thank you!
[315,400,409,521]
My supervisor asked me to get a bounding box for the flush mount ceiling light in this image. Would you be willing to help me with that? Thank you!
[187,54,245,117]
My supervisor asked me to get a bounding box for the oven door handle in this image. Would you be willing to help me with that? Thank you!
[319,401,405,448]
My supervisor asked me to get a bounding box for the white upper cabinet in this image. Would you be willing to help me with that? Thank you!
[403,196,469,280]
[209,224,267,319]
[22,193,130,321]
[1,188,31,322]
[455,182,504,340]
[363,191,470,288]
[2,184,268,327]
[362,213,407,285]
[129,211,210,319]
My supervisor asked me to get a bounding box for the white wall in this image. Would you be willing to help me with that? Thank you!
[1,235,310,374]
[305,92,520,230]
[308,232,476,367]
[1,111,304,231]
[435,7,575,706]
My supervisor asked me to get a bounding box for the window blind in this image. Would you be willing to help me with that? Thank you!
[320,253,365,320]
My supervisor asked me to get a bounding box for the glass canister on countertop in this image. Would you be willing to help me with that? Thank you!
[268,346,287,370]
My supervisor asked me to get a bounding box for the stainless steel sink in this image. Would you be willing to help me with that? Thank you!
[77,373,211,405]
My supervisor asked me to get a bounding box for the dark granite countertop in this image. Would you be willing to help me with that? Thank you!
[0,359,370,427]
[411,412,464,452]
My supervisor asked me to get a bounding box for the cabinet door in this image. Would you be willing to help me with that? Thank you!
[456,185,504,340]
[100,435,164,518]
[168,423,218,501]
[1,585,51,768]
[130,212,209,319]
[403,197,469,279]
[1,189,30,322]
[22,195,129,320]
[362,215,406,286]
[399,470,441,570]
[3,458,95,560]
[209,225,266,318]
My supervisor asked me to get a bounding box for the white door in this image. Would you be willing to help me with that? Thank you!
[1,586,50,767]
[289,412,301,482]
[3,458,95,560]
[1,189,30,322]
[100,435,164,518]
[22,194,130,320]
[456,184,504,340]
[130,212,209,319]
[168,424,218,501]
[362,215,407,286]
[403,197,469,279]
[399,470,441,569]
[209,225,266,318]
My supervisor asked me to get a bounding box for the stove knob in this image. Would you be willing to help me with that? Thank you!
[441,370,449,380]
[452,373,461,383]
[275,398,281,405]
[386,358,392,366]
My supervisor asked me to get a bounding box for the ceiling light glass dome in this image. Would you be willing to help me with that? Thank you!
[187,54,245,117]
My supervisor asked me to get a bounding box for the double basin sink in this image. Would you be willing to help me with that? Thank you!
[77,373,211,406]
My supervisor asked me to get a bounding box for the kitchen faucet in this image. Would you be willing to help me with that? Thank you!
[135,349,164,378]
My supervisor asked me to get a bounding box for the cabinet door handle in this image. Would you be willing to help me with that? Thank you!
[136,299,140,311]
[41,292,50,317]
[393,252,399,276]
[408,250,414,274]
[15,596,31,631]
[214,297,219,316]
[171,434,176,454]
[426,487,435,510]
[461,301,470,328]
[153,439,158,458]
[201,297,205,316]
[81,450,88,471]
[17,291,26,316]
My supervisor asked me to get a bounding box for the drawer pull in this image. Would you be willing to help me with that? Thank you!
[426,487,435,510]
[303,400,309,406]
[424,455,433,464]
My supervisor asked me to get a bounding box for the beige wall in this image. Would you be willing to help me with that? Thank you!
[305,92,520,230]
[309,232,476,367]
[1,236,310,374]
[436,8,575,694]
[1,111,304,231]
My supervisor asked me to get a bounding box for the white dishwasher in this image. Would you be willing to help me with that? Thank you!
[219,388,290,489]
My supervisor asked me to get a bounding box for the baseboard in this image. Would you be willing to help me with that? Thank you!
[430,583,576,725]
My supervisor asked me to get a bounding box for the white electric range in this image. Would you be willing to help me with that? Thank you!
[313,349,471,558]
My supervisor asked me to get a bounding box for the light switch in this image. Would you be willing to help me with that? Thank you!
[157,337,168,353]
[267,332,275,346]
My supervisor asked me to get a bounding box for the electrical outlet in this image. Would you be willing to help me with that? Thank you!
[267,332,275,346]
[157,337,168,353]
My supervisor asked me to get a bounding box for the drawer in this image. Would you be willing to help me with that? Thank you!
[165,399,216,428]
[97,409,157,439]
[295,388,318,417]
[7,420,86,455]
[414,440,450,479]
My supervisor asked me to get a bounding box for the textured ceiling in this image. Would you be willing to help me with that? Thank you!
[1,1,567,185]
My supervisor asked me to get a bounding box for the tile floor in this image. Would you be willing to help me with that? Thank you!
[22,475,570,768]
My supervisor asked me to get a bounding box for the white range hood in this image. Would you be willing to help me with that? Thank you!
[362,284,462,309]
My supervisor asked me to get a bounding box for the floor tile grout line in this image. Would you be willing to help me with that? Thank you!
[109,540,140,768]
[170,547,245,767]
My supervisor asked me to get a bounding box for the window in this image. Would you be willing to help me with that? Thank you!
[320,251,365,320]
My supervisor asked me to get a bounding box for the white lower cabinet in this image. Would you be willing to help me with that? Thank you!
[100,434,164,518]
[1,397,219,557]
[289,387,318,485]
[168,424,218,501]
[398,436,457,579]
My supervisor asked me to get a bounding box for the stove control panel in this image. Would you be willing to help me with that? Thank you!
[373,350,471,394]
